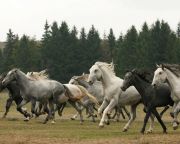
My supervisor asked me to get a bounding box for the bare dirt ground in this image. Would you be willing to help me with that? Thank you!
[0,92,180,144]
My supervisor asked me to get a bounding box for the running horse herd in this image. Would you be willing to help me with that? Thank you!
[0,62,180,134]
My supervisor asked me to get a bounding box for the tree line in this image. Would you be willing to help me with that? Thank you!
[0,20,180,83]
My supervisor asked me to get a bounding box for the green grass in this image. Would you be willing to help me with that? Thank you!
[0,92,180,144]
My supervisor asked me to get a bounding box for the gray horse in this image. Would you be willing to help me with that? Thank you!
[2,68,65,123]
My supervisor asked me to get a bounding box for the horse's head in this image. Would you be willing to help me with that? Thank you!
[69,76,79,85]
[88,64,102,85]
[2,69,18,86]
[121,70,136,91]
[152,64,167,87]
[0,72,7,90]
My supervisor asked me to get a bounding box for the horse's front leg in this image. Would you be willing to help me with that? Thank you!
[17,99,30,121]
[123,103,138,132]
[99,98,117,128]
[98,99,109,117]
[172,102,180,130]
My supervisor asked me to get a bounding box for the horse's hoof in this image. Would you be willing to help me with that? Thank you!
[146,130,153,134]
[140,130,145,134]
[163,131,167,134]
[51,120,56,124]
[71,117,75,120]
[105,121,110,125]
[122,128,128,132]
[99,124,104,128]
[173,126,178,130]
[173,123,178,130]
[24,117,30,122]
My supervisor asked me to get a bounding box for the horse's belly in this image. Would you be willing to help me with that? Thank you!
[119,92,141,106]
[57,94,69,103]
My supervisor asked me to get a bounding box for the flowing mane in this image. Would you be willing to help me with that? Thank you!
[162,64,180,77]
[133,69,152,83]
[26,69,49,80]
[95,62,116,76]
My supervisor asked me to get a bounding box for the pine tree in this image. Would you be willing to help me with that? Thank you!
[14,35,31,72]
[3,29,18,71]
[108,28,116,59]
[87,25,101,66]
[177,22,180,38]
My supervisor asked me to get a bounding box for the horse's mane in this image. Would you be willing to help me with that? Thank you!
[26,69,49,80]
[133,69,152,83]
[95,62,116,76]
[162,63,180,77]
[72,73,89,81]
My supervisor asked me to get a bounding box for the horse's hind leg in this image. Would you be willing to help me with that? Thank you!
[160,106,169,118]
[123,106,131,120]
[141,109,151,134]
[152,108,167,133]
[44,100,55,124]
[146,114,154,133]
[57,103,66,117]
[69,100,84,124]
[2,97,13,118]
[123,104,137,132]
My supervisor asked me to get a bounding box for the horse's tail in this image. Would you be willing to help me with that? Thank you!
[63,85,75,99]
[76,85,99,106]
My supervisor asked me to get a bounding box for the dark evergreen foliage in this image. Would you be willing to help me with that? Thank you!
[1,20,180,82]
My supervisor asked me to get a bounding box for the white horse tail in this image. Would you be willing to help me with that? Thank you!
[76,85,99,106]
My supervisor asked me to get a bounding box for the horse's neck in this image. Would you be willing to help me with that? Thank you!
[133,75,150,97]
[77,79,90,88]
[165,68,180,93]
[16,71,30,92]
[100,67,119,87]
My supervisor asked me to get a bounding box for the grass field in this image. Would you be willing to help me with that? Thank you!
[0,92,180,144]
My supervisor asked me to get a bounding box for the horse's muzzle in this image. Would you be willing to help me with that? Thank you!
[120,86,126,91]
[88,80,93,85]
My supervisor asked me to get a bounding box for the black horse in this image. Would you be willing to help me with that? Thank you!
[121,69,174,134]
[0,72,31,119]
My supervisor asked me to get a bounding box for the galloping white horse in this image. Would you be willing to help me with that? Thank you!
[152,64,180,129]
[88,62,141,131]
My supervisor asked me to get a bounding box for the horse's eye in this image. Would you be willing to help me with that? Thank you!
[159,72,162,75]
[94,69,98,73]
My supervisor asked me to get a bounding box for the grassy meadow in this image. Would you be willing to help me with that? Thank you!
[0,92,180,144]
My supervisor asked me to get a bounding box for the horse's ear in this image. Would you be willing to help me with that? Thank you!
[156,64,160,68]
[82,73,85,76]
[161,64,165,70]
[132,69,137,73]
